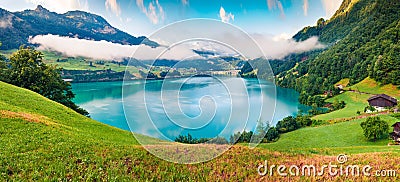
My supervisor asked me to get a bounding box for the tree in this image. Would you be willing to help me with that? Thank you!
[317,18,326,27]
[296,115,313,127]
[0,54,7,79]
[208,137,228,145]
[265,127,279,142]
[276,116,300,133]
[229,132,242,144]
[253,120,269,142]
[360,117,389,142]
[0,46,89,116]
[241,131,254,143]
[174,133,196,144]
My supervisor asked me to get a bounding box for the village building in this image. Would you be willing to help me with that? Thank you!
[335,84,345,90]
[367,94,398,108]
[390,122,400,144]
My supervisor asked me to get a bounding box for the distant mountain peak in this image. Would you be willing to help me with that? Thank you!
[35,5,49,13]
[0,6,159,50]
[331,0,360,19]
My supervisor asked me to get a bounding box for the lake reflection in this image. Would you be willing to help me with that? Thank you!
[72,77,309,140]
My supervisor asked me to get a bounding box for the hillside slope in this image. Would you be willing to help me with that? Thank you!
[1,81,399,181]
[0,81,155,180]
[0,5,158,50]
[0,81,142,145]
[278,0,400,95]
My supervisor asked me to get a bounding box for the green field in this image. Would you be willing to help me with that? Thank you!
[347,77,400,100]
[313,92,370,121]
[1,80,399,181]
[261,115,400,154]
[41,51,141,74]
[313,77,400,121]
[2,50,142,74]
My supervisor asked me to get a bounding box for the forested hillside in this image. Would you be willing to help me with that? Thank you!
[276,0,400,95]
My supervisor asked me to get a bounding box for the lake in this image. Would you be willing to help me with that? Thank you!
[72,77,310,141]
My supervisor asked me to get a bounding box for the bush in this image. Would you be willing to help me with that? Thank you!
[360,117,389,142]
[229,131,254,144]
[311,119,329,127]
[265,127,279,142]
[175,134,228,145]
[391,113,400,119]
[364,106,376,113]
[207,137,229,145]
[276,116,300,133]
[296,115,313,127]
[174,133,197,144]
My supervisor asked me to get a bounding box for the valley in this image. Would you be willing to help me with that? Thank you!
[0,0,399,181]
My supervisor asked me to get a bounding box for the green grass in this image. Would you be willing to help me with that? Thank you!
[335,78,350,87]
[261,115,400,155]
[313,92,370,121]
[41,51,141,74]
[314,77,400,121]
[347,77,400,99]
[1,81,399,181]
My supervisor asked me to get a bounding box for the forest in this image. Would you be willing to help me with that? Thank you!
[241,0,400,98]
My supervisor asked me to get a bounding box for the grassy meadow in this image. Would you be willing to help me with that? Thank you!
[314,77,400,121]
[313,92,370,121]
[41,51,141,74]
[347,77,400,99]
[261,115,400,154]
[1,80,399,181]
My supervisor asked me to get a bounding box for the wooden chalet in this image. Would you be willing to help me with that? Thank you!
[367,94,398,108]
[390,122,400,144]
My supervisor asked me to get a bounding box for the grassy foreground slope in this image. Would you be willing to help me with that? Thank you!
[0,81,399,181]
[261,115,400,154]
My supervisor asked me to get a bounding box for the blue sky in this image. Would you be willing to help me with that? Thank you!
[1,0,343,61]
[0,0,343,37]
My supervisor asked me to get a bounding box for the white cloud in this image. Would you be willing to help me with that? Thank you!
[28,34,197,61]
[267,0,285,18]
[25,0,89,13]
[321,0,343,18]
[303,0,309,16]
[136,0,165,24]
[272,33,291,41]
[219,6,234,23]
[251,33,325,59]
[27,29,325,62]
[105,0,121,17]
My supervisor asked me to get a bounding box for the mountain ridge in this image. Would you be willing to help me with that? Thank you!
[0,5,158,50]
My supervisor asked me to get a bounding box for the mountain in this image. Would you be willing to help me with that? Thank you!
[275,0,400,95]
[0,5,158,50]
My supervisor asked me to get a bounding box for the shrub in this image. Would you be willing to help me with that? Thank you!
[276,116,300,133]
[360,117,389,142]
[265,127,279,142]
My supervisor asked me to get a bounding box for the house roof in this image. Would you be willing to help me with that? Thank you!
[368,94,398,103]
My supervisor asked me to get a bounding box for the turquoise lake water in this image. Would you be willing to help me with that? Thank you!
[72,77,310,141]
